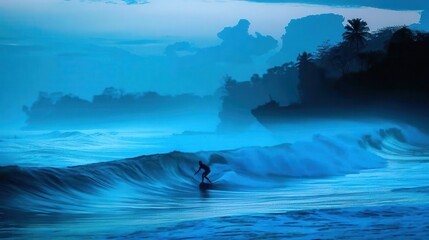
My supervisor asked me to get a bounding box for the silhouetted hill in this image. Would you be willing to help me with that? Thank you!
[251,26,429,131]
[217,64,299,132]
[22,87,220,130]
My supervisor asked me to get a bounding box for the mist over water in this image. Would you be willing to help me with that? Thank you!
[0,119,395,167]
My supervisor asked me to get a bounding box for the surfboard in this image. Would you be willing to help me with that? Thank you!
[199,182,212,190]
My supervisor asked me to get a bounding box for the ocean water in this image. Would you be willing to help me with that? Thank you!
[1,121,429,239]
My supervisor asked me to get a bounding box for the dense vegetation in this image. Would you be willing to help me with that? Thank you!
[23,88,219,129]
[219,19,429,130]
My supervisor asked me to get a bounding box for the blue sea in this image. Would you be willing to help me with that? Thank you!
[1,120,429,239]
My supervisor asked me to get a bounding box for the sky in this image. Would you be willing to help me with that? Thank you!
[0,0,426,129]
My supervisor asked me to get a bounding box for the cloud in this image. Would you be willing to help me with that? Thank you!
[270,14,345,64]
[243,0,426,11]
[175,19,277,63]
[207,19,278,62]
[121,0,147,4]
[159,19,278,92]
[76,0,148,4]
[164,42,197,57]
[410,11,429,31]
[116,39,161,45]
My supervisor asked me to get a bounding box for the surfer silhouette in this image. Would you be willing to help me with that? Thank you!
[194,161,212,184]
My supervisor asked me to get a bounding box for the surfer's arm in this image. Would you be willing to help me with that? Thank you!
[194,167,201,175]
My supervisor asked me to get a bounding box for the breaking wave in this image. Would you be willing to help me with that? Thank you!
[2,127,428,215]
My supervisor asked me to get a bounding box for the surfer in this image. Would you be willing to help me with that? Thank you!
[194,161,212,184]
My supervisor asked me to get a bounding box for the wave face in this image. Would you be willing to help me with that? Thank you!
[362,128,429,161]
[0,129,396,214]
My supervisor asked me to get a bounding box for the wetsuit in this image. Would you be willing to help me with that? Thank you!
[196,163,212,183]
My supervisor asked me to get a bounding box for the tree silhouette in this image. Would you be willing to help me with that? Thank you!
[296,52,326,103]
[389,27,414,45]
[343,18,371,52]
[296,51,313,69]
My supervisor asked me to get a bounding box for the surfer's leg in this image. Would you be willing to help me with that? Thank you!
[205,176,212,183]
[204,171,212,183]
[201,173,206,183]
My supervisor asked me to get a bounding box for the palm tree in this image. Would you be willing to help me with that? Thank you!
[296,52,321,103]
[296,51,313,69]
[343,18,371,52]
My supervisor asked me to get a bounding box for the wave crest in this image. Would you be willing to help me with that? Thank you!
[1,131,391,209]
